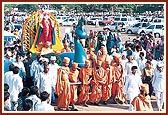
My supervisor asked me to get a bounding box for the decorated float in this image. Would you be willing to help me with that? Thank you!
[22,10,87,67]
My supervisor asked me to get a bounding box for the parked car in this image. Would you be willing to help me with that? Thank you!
[153,27,164,38]
[151,18,164,23]
[60,18,78,26]
[126,22,150,34]
[98,17,114,26]
[56,16,69,25]
[114,16,137,32]
[137,23,164,36]
[103,22,124,31]
[87,17,103,25]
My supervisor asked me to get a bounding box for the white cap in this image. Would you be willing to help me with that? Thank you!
[6,51,12,56]
[157,61,164,67]
[43,58,49,62]
[50,56,56,60]
[39,57,44,61]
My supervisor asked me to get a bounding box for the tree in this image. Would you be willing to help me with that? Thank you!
[17,4,39,13]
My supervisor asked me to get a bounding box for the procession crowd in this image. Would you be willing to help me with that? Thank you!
[4,13,165,112]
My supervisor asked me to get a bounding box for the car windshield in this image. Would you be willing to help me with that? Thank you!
[133,23,141,27]
[147,25,155,29]
[57,17,61,19]
[121,18,127,21]
[114,18,120,21]
[91,18,97,20]
[103,18,108,20]
[63,19,68,22]
[142,23,149,27]
[156,25,163,29]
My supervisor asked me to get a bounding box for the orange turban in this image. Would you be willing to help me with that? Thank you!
[72,62,78,68]
[63,57,70,63]
[141,84,149,94]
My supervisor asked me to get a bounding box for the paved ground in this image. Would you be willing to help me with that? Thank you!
[51,95,165,112]
[59,25,137,43]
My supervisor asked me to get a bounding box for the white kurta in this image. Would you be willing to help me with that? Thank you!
[152,69,164,92]
[151,59,158,69]
[125,60,141,76]
[13,61,26,79]
[34,101,55,111]
[49,63,60,87]
[4,71,13,84]
[124,73,142,102]
[27,95,41,111]
[137,58,147,72]
[132,51,140,62]
[30,60,38,77]
[36,72,53,94]
[152,69,165,110]
[8,74,23,102]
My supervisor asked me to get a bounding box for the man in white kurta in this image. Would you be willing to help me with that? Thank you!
[125,55,141,76]
[32,57,44,85]
[137,52,147,72]
[34,91,55,111]
[30,55,41,85]
[4,51,13,73]
[36,64,53,104]
[12,55,26,79]
[4,64,14,84]
[8,66,23,111]
[124,66,142,110]
[152,62,164,111]
[26,86,41,111]
[49,56,60,102]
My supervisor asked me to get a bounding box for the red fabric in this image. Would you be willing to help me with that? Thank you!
[39,18,52,44]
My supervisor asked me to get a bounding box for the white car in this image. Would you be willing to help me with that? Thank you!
[114,16,137,32]
[153,27,164,38]
[126,22,150,34]
[60,18,78,26]
[103,22,124,31]
[56,16,69,25]
[137,23,164,36]
[87,17,103,25]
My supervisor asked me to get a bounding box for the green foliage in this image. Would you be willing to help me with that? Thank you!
[17,4,39,13]
[4,4,164,14]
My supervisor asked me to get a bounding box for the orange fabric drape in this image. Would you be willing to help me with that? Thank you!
[69,69,79,104]
[90,67,106,103]
[111,61,126,102]
[102,66,113,101]
[131,94,153,111]
[55,67,71,109]
[78,68,92,103]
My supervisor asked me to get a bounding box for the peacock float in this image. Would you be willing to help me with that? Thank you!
[22,10,87,67]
